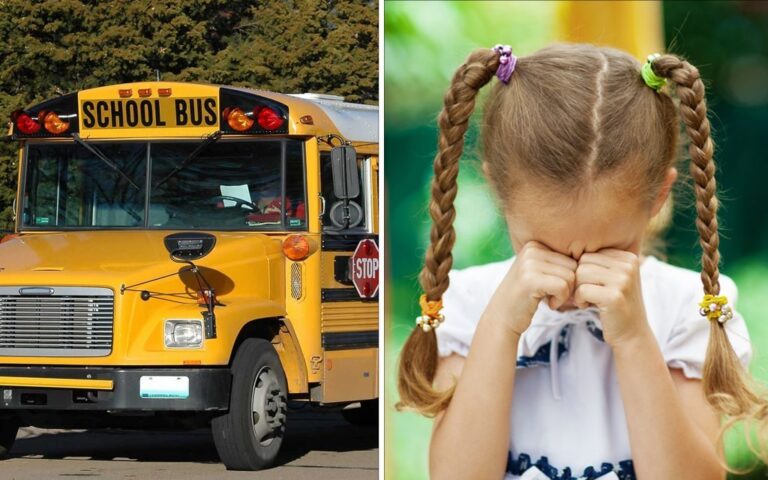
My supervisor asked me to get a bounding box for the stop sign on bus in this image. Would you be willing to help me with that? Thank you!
[350,239,379,299]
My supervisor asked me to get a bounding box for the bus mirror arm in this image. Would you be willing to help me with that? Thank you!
[176,259,218,339]
[119,260,218,339]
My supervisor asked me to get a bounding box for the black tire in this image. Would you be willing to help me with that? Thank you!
[341,399,378,426]
[0,415,19,459]
[212,338,288,471]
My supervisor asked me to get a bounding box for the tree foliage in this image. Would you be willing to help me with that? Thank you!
[0,0,378,228]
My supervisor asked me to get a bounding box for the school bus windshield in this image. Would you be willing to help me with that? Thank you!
[21,139,307,231]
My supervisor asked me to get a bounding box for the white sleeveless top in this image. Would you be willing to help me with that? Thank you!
[435,255,752,480]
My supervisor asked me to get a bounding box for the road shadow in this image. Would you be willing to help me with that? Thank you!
[9,408,378,467]
[277,408,378,466]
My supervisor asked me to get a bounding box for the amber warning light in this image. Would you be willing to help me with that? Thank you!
[282,235,310,261]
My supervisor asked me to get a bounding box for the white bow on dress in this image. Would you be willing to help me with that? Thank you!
[516,300,603,400]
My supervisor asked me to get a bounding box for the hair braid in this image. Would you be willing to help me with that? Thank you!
[653,54,761,417]
[396,49,499,416]
[653,55,720,294]
[421,50,500,299]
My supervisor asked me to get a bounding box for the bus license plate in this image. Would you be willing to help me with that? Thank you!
[139,376,189,399]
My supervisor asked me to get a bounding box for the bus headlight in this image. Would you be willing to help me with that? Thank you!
[164,320,204,348]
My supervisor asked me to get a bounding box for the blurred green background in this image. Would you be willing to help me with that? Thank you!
[384,1,768,478]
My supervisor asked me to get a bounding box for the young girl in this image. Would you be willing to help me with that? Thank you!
[396,43,761,479]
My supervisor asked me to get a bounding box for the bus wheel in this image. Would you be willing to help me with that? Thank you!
[0,415,19,458]
[341,399,378,426]
[212,338,288,471]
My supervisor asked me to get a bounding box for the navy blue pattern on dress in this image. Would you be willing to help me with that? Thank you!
[516,325,572,367]
[516,322,605,368]
[507,452,636,480]
[585,320,604,342]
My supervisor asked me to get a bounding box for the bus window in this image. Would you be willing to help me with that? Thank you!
[21,140,307,232]
[23,143,147,228]
[149,140,306,230]
[320,152,367,231]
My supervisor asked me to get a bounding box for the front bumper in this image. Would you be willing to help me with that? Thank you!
[0,366,231,412]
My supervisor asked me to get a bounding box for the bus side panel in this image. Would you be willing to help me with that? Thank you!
[320,297,378,403]
[322,347,378,403]
[314,151,379,404]
[317,238,378,403]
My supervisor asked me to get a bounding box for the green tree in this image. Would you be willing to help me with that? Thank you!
[0,0,378,229]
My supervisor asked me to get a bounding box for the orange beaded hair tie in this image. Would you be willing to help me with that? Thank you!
[416,294,445,332]
[699,294,733,324]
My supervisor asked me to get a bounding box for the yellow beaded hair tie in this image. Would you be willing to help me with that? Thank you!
[416,294,445,332]
[699,294,733,324]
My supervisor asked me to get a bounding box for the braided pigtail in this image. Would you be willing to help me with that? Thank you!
[651,55,762,418]
[396,48,500,416]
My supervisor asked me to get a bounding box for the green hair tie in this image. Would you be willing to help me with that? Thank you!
[641,53,666,91]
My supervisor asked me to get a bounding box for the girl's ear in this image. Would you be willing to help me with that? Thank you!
[650,167,678,217]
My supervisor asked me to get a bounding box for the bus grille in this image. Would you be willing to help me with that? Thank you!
[0,287,114,357]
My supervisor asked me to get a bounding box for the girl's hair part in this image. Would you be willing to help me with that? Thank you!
[396,48,500,416]
[652,55,764,419]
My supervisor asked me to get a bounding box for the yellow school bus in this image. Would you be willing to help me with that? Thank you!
[0,82,379,470]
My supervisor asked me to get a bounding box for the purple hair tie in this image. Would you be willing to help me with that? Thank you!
[492,44,516,84]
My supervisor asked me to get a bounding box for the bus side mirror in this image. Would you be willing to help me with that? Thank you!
[330,145,360,199]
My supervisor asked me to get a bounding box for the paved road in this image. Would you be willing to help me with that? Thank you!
[0,409,378,479]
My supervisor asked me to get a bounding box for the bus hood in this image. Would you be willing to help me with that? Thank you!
[0,231,284,291]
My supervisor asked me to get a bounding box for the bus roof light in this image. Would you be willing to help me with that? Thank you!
[12,111,41,135]
[138,88,152,97]
[224,107,254,132]
[158,88,172,97]
[43,111,70,134]
[256,106,284,131]
[119,89,132,98]
[299,115,313,125]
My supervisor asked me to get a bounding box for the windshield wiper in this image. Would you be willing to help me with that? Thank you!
[72,134,141,190]
[153,130,222,189]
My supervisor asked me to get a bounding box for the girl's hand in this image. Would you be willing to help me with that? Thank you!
[573,249,648,348]
[486,241,577,337]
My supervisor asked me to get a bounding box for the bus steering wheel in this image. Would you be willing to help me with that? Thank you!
[212,195,260,212]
